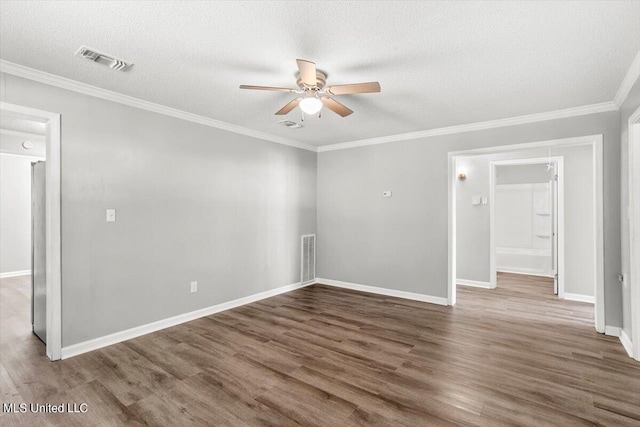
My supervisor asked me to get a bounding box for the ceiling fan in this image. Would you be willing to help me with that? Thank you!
[240,59,381,118]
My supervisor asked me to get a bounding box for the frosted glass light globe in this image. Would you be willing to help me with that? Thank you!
[299,97,323,115]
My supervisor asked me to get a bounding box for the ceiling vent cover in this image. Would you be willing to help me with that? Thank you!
[75,46,132,71]
[301,234,316,285]
[278,120,303,129]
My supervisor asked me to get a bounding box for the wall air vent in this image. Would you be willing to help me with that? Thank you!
[75,46,133,72]
[278,120,303,129]
[301,234,316,285]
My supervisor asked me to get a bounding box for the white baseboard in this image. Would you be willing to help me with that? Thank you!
[0,270,30,279]
[315,278,448,306]
[563,293,595,304]
[604,325,621,337]
[496,269,553,278]
[456,278,492,289]
[61,281,310,359]
[620,329,633,358]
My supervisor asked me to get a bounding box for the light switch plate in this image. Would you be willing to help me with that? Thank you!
[383,191,392,198]
[106,209,116,222]
[471,196,481,205]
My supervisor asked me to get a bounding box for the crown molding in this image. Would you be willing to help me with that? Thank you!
[613,50,640,108]
[2,58,632,155]
[0,60,317,152]
[317,101,618,152]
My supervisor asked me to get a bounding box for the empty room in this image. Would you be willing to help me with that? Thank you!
[1,1,640,426]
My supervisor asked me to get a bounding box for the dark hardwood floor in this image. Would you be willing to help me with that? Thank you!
[1,272,638,426]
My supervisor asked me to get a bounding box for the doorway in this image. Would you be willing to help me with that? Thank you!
[447,135,605,333]
[628,106,640,360]
[0,102,61,360]
[489,157,564,296]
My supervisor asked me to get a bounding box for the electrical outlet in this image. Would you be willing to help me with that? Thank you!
[190,281,198,293]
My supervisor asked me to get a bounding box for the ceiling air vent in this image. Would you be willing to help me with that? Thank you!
[278,120,303,129]
[75,46,132,71]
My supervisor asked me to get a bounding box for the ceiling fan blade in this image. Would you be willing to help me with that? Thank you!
[240,85,298,93]
[296,59,317,87]
[275,98,302,115]
[325,82,381,95]
[320,96,353,117]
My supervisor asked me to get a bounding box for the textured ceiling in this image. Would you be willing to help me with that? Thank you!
[1,1,639,146]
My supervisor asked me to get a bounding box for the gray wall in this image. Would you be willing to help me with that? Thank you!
[318,110,622,326]
[0,73,317,347]
[456,145,595,297]
[620,76,640,339]
[0,154,34,274]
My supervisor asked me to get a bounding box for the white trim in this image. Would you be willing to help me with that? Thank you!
[318,102,617,152]
[448,151,457,305]
[620,330,633,358]
[614,50,640,108]
[456,279,492,289]
[448,135,599,157]
[0,128,46,141]
[448,135,605,334]
[61,281,311,359]
[563,293,595,304]
[628,105,640,361]
[0,151,46,160]
[604,325,621,337]
[0,60,317,153]
[315,278,448,306]
[1,102,62,361]
[593,137,605,333]
[0,270,31,279]
[489,156,565,294]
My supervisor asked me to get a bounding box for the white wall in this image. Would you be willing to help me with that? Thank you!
[1,73,317,347]
[0,154,36,275]
[496,163,551,184]
[495,181,553,276]
[456,145,594,297]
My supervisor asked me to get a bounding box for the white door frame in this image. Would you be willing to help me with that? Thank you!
[489,157,565,294]
[1,101,62,360]
[448,134,605,333]
[628,106,640,361]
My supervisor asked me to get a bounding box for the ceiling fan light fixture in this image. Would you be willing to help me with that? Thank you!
[299,96,323,115]
[241,59,379,118]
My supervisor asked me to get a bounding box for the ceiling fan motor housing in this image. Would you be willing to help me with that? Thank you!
[296,71,327,91]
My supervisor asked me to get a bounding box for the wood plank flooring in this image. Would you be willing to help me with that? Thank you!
[1,272,638,426]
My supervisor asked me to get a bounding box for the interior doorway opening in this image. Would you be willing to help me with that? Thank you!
[627,106,640,361]
[447,135,605,333]
[490,157,564,297]
[0,102,61,360]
